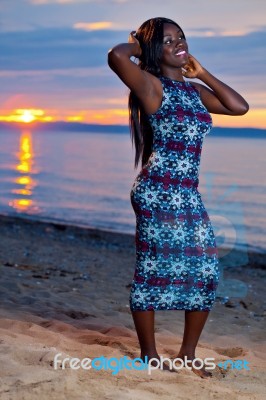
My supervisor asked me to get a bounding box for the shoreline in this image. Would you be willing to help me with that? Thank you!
[0,212,265,399]
[1,212,266,257]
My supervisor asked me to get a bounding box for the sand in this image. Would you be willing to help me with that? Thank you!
[0,214,265,400]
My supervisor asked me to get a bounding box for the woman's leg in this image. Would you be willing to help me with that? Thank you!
[177,310,212,378]
[131,310,174,371]
[131,310,158,359]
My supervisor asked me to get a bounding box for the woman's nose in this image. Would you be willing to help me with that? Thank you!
[175,40,183,49]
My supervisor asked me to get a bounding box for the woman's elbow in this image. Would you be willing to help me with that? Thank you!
[238,102,249,115]
[107,48,116,68]
[107,47,123,71]
[233,101,249,116]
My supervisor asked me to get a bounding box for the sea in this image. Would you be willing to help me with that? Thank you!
[0,126,265,254]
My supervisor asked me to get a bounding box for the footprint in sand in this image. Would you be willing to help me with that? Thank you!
[63,310,97,320]
[212,347,248,379]
[214,346,247,358]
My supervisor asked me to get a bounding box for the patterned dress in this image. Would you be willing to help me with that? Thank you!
[129,76,220,312]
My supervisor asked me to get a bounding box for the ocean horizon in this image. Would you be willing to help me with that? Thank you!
[1,121,266,138]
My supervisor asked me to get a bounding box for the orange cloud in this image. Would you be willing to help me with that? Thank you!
[75,108,266,128]
[66,115,84,122]
[212,109,266,129]
[74,21,114,31]
[0,107,265,128]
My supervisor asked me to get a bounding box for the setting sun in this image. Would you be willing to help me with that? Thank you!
[17,109,44,123]
[0,108,53,124]
[19,109,36,123]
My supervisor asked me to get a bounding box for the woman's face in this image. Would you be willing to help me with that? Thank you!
[159,23,189,71]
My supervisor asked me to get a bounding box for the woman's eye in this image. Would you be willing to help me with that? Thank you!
[164,36,184,45]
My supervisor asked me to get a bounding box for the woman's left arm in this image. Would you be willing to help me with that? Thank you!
[183,54,249,115]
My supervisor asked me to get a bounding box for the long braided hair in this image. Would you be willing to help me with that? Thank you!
[128,17,185,168]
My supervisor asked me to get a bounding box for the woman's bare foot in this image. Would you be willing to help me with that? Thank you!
[177,352,213,379]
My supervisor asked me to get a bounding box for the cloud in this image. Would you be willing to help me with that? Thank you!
[4,1,266,39]
[0,26,265,112]
[30,0,95,4]
[29,0,126,4]
[0,28,124,70]
[74,21,115,31]
[1,26,265,75]
[186,27,258,37]
[0,67,110,78]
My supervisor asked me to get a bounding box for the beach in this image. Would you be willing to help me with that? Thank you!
[0,214,265,399]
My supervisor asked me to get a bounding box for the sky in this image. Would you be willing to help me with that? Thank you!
[0,0,266,128]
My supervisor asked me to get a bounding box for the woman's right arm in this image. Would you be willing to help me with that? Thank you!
[108,33,161,114]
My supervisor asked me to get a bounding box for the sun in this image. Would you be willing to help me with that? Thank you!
[18,109,46,123]
[20,109,36,123]
[0,108,52,123]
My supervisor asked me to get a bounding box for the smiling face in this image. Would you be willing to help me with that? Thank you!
[159,23,189,77]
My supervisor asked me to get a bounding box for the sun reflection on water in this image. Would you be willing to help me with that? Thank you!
[9,130,39,212]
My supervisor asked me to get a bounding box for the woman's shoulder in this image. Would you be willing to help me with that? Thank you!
[188,81,202,94]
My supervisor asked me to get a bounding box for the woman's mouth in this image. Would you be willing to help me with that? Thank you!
[175,50,186,56]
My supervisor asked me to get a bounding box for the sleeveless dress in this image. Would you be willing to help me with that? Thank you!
[129,76,220,312]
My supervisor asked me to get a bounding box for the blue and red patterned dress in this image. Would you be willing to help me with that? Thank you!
[129,76,220,312]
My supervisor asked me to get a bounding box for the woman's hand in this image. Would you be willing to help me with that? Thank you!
[182,54,204,79]
[183,54,249,115]
[128,31,142,58]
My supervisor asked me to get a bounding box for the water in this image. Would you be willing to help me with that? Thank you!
[0,127,265,254]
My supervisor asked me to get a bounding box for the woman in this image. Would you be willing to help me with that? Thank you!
[108,17,248,379]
